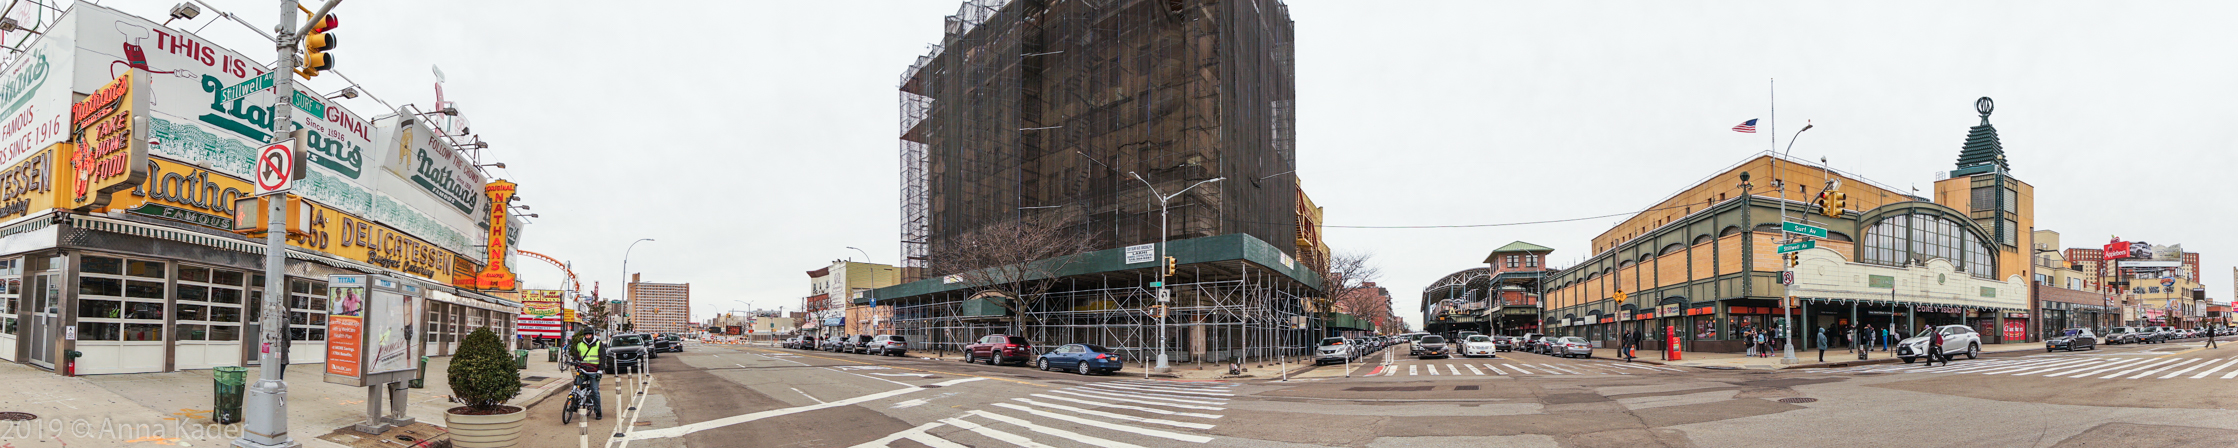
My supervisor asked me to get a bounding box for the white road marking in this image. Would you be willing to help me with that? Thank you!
[2097,358,2184,379]
[1508,364,1534,375]
[1053,389,1228,408]
[2011,359,2114,376]
[1448,365,1462,375]
[936,417,1053,448]
[1982,359,2097,375]
[792,387,825,404]
[989,403,1215,443]
[2158,359,2217,379]
[1083,383,1235,397]
[1012,398,1216,429]
[870,372,937,378]
[1485,364,1506,375]
[2189,358,2238,379]
[1029,393,1224,418]
[628,378,985,440]
[1427,364,1439,375]
[1098,382,1236,395]
[1464,364,1485,375]
[2046,358,2143,378]
[1409,365,1419,376]
[968,410,1149,448]
[2125,359,2201,379]
[850,421,958,448]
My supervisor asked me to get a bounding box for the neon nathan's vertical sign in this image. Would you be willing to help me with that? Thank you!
[69,69,151,211]
[474,179,516,290]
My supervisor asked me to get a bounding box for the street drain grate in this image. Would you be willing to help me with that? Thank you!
[524,376,551,382]
[1454,385,1481,391]
[920,385,943,388]
[1344,386,1433,392]
[1778,398,1819,403]
[0,412,35,421]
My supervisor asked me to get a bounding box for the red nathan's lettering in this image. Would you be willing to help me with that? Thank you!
[72,84,126,124]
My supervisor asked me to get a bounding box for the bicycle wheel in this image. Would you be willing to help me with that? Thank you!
[561,397,575,424]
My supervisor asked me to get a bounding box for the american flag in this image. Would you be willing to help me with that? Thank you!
[1732,119,1758,133]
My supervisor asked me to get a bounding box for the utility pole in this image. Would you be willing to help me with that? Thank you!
[238,2,338,447]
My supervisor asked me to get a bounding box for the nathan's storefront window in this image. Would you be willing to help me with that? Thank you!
[73,255,170,374]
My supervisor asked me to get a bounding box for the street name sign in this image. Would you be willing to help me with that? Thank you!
[1782,222,1827,238]
[1777,240,1816,254]
[218,72,275,103]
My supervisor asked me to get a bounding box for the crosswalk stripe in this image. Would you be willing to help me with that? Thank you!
[937,417,1054,448]
[2125,359,2201,379]
[967,410,1150,448]
[1409,365,1419,376]
[2190,359,2238,379]
[1029,394,1224,419]
[2222,363,2238,379]
[2044,358,2141,378]
[1115,380,1233,388]
[1940,359,2051,374]
[1083,384,1234,397]
[1090,383,1237,396]
[1508,364,1534,375]
[1540,364,1586,375]
[1464,364,1485,375]
[2158,360,2216,379]
[1448,365,1463,375]
[2012,359,2114,376]
[1052,390,1227,409]
[1012,398,1217,429]
[2096,358,2181,379]
[1485,364,1506,375]
[989,403,1215,443]
[1528,364,1567,375]
[1427,364,1439,375]
[851,422,965,448]
[1985,359,2097,375]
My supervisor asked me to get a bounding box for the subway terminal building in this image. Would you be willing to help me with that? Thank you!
[1539,99,2037,353]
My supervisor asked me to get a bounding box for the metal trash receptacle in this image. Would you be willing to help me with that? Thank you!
[410,356,428,388]
[213,366,247,424]
[515,349,530,370]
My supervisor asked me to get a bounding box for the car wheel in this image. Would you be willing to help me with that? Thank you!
[1966,343,1980,360]
[1038,359,1051,371]
[1078,361,1092,375]
[965,353,977,364]
[1901,357,1916,364]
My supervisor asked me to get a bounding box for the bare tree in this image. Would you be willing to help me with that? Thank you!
[1315,251,1385,337]
[926,213,1098,337]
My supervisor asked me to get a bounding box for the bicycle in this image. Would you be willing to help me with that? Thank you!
[561,361,603,423]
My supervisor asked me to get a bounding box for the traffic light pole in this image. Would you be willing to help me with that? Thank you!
[1775,122,1811,366]
[237,2,338,447]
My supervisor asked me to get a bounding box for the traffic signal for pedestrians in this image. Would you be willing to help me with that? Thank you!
[1149,304,1166,319]
[298,10,338,77]
[1164,256,1177,276]
[1784,252,1800,267]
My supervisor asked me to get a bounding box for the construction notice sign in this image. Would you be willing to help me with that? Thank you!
[67,69,149,211]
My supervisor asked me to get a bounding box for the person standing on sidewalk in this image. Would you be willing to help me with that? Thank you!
[1743,328,1757,358]
[1816,327,1828,362]
[1861,324,1875,353]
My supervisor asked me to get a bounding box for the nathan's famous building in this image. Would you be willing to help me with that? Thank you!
[0,5,526,376]
[1539,99,2037,354]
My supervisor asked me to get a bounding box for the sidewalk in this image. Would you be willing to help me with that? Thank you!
[1592,342,2045,370]
[0,347,569,447]
[890,348,1272,380]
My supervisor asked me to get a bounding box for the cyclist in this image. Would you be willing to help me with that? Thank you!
[566,329,605,420]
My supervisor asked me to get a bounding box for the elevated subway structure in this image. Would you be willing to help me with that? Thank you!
[866,234,1321,366]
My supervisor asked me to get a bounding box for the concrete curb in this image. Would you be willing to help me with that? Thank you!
[1777,346,2045,370]
[509,375,572,410]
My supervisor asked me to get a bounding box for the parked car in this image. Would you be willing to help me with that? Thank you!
[1553,336,1592,358]
[651,334,683,356]
[1898,325,1982,363]
[2137,327,2169,344]
[867,335,908,356]
[819,335,848,351]
[1518,333,1546,354]
[1461,335,1499,358]
[2047,328,2097,352]
[965,334,1036,366]
[1037,344,1124,375]
[1493,336,1517,352]
[1316,337,1356,365]
[602,333,649,374]
[1456,331,1481,343]
[1416,335,1451,359]
[792,336,819,350]
[843,335,876,353]
[2102,327,2140,345]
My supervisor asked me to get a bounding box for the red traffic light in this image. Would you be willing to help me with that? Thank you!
[311,14,339,33]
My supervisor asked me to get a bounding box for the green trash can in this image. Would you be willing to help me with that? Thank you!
[213,366,247,424]
[547,347,559,362]
[514,349,529,370]
[409,356,428,389]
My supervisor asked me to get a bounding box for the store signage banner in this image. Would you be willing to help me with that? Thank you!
[324,282,367,380]
[520,289,563,317]
[2103,240,2131,259]
[0,147,55,220]
[290,200,460,284]
[475,180,517,290]
[67,69,150,211]
[121,157,250,229]
[0,17,77,174]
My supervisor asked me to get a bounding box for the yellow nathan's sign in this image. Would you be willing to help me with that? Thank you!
[123,157,254,229]
[0,146,56,221]
[67,69,149,211]
[475,180,517,290]
[521,289,563,318]
[285,199,460,285]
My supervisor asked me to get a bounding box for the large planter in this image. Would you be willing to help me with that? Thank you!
[444,406,525,448]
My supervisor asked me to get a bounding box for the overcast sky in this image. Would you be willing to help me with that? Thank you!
[81,1,2237,326]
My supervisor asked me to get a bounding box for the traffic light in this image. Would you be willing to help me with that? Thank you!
[1164,256,1177,276]
[1784,252,1801,267]
[1149,304,1166,319]
[298,10,338,77]
[1820,191,1847,217]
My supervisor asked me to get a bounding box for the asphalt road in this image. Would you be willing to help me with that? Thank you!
[521,338,2238,448]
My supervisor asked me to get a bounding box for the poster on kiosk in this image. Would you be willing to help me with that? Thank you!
[324,274,423,387]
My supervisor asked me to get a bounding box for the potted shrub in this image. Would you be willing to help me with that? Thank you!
[445,328,524,447]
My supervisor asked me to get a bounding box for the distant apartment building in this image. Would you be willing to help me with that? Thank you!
[803,260,901,337]
[628,274,692,334]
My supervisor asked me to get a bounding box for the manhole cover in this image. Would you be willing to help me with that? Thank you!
[524,376,551,382]
[1778,398,1819,403]
[920,385,943,388]
[1454,385,1481,391]
[0,412,35,421]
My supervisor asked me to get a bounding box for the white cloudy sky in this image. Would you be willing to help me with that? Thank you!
[80,1,2237,325]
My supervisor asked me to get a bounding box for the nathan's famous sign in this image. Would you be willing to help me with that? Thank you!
[68,69,149,211]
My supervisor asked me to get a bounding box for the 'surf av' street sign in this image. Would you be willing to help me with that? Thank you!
[1777,240,1817,254]
[1782,222,1827,239]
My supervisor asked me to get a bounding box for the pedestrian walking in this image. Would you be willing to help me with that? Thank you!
[2207,324,2220,349]
[1861,324,1876,352]
[1744,329,1757,357]
[1816,327,1828,362]
[1925,325,1947,367]
[1630,328,1645,361]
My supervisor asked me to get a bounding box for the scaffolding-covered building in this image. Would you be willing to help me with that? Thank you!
[880,0,1316,365]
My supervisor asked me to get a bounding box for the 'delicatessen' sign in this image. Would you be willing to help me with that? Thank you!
[67,69,149,211]
[0,146,54,220]
[286,199,466,286]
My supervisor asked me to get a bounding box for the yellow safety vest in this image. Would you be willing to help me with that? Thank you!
[574,340,603,363]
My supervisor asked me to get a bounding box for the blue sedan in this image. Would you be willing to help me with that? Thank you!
[1037,344,1124,375]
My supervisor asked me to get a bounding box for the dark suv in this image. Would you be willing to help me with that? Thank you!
[651,334,683,355]
[602,333,649,374]
[965,334,1035,365]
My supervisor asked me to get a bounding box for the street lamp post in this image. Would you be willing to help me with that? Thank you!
[1129,172,1224,373]
[1775,122,1814,365]
[622,238,655,333]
